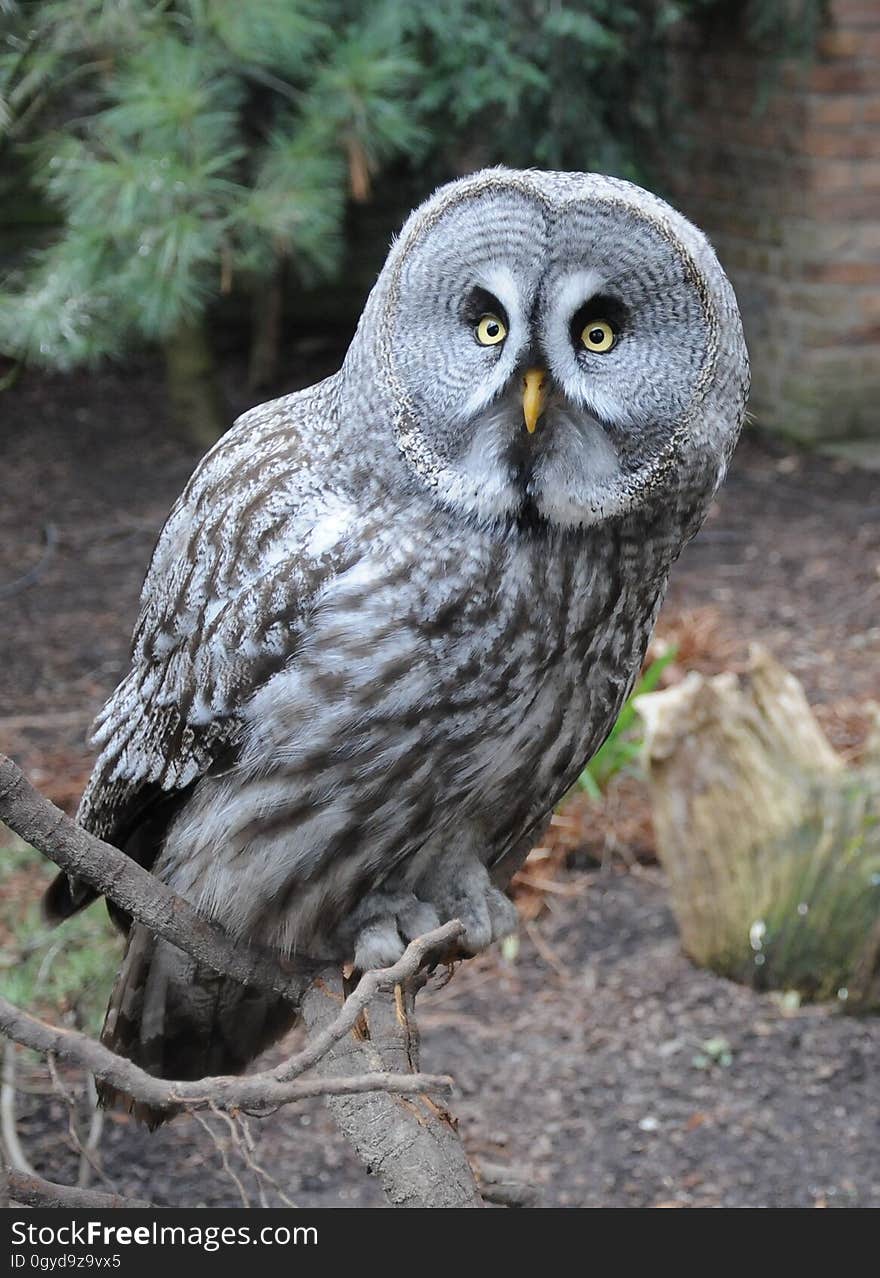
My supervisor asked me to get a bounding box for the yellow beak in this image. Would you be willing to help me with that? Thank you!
[522,367,549,434]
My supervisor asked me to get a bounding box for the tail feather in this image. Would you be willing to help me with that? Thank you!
[99,924,298,1128]
[42,871,99,924]
[42,782,196,930]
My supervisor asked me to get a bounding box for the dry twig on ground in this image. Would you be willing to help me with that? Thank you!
[8,1169,148,1210]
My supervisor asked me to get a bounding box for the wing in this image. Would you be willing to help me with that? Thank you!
[48,377,355,919]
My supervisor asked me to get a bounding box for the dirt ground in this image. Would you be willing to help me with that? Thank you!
[1,357,879,1208]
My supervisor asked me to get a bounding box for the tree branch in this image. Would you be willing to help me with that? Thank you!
[0,993,453,1118]
[0,753,486,1206]
[301,973,484,1208]
[274,921,465,1082]
[8,1170,149,1210]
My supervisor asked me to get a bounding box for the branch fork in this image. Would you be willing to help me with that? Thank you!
[0,753,485,1207]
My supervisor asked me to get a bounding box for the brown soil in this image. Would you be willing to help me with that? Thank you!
[1,357,878,1208]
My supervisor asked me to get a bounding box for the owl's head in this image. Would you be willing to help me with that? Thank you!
[343,168,748,528]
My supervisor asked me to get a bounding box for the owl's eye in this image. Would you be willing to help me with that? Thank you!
[475,313,507,346]
[580,320,616,353]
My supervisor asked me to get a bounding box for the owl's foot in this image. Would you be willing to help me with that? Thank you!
[348,890,441,972]
[414,853,518,959]
[346,857,518,971]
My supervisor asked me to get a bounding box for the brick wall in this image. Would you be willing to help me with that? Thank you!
[663,1,880,444]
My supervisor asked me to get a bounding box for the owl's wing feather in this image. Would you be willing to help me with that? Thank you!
[74,379,351,853]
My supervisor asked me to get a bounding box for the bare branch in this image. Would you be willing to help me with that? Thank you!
[273,920,465,1083]
[301,972,485,1208]
[231,1109,298,1209]
[8,1170,148,1210]
[45,1056,115,1195]
[77,1074,104,1189]
[2,1041,36,1176]
[0,756,485,1207]
[0,753,464,1078]
[0,992,453,1119]
[190,1109,252,1208]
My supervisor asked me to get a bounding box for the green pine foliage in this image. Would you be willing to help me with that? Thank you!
[0,0,822,381]
[0,1,424,370]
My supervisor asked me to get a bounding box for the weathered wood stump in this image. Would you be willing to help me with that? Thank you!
[635,646,880,1008]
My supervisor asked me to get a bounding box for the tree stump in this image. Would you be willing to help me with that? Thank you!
[635,646,880,1008]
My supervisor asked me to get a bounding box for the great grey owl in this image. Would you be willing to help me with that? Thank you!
[45,167,748,1121]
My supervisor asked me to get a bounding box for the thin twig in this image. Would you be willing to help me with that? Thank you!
[8,1169,148,1210]
[524,919,570,980]
[273,921,465,1083]
[214,1106,260,1201]
[190,1110,252,1208]
[212,1108,267,1209]
[233,1110,298,1209]
[0,709,92,731]
[1,1040,35,1176]
[0,754,479,1207]
[77,1074,104,1190]
[46,1053,115,1193]
[0,991,454,1119]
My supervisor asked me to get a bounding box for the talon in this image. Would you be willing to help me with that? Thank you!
[393,982,407,1029]
[415,854,518,957]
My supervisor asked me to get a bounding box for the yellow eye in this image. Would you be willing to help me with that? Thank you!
[580,320,615,353]
[475,313,507,346]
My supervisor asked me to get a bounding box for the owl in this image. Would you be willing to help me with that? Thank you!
[45,168,748,1121]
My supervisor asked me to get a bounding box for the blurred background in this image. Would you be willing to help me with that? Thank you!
[0,0,878,1208]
